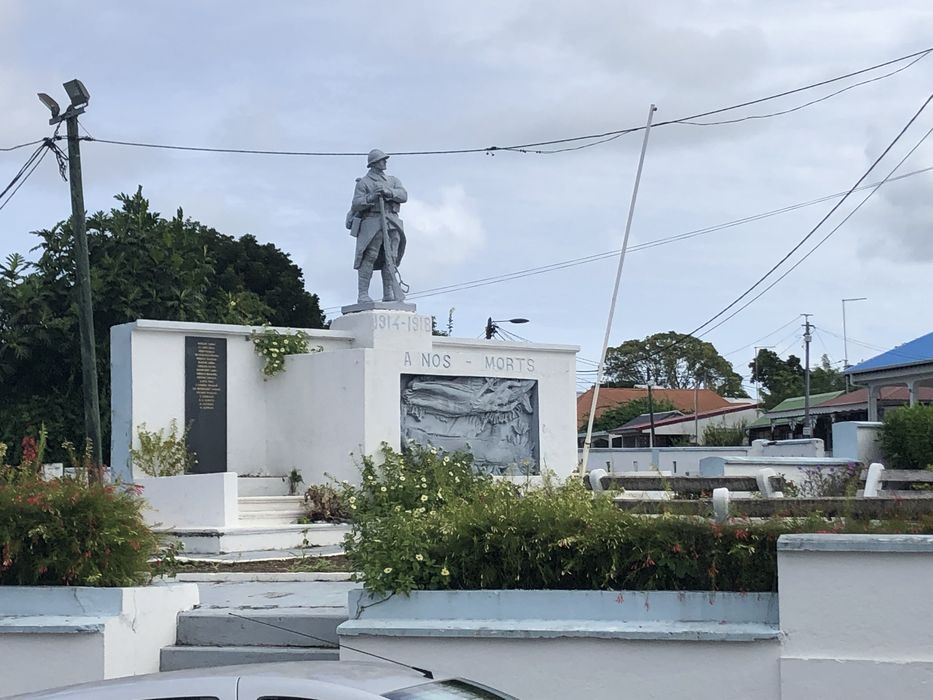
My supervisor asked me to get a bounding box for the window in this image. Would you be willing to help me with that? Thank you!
[383,679,517,700]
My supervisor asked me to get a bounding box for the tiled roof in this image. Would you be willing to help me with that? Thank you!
[848,331,933,374]
[816,386,933,408]
[576,387,738,424]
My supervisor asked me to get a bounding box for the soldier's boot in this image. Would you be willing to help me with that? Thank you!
[381,269,395,302]
[357,266,374,304]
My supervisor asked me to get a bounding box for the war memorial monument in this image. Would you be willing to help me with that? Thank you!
[110,150,578,494]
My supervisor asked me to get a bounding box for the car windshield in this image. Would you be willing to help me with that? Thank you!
[383,678,517,700]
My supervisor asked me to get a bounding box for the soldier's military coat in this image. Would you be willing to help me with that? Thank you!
[347,168,407,270]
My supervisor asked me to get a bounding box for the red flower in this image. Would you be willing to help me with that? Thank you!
[735,528,749,540]
[21,436,37,464]
[672,543,683,554]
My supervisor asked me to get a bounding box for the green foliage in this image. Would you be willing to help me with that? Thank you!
[130,421,197,477]
[605,332,748,397]
[881,405,933,469]
[0,474,164,586]
[0,188,326,462]
[249,325,317,377]
[750,350,845,410]
[588,397,678,433]
[702,420,748,446]
[288,468,304,496]
[345,446,933,596]
[302,483,351,523]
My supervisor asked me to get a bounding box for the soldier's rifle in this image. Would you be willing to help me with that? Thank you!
[377,192,407,302]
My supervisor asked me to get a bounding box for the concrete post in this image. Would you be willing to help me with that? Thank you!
[908,380,919,407]
[867,385,879,422]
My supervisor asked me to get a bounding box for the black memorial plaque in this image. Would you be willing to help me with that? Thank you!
[185,336,227,473]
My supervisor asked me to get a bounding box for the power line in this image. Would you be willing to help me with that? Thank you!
[695,120,933,339]
[722,315,802,356]
[679,52,930,126]
[73,46,933,159]
[683,90,933,341]
[0,138,47,153]
[322,161,933,313]
[0,139,53,211]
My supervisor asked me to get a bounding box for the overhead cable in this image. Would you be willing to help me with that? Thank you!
[72,46,933,158]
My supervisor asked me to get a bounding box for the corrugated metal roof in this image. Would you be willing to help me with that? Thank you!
[848,331,933,374]
[766,391,845,413]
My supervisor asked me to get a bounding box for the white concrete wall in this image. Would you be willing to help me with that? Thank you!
[338,535,933,700]
[778,534,933,700]
[0,584,198,695]
[135,472,238,528]
[831,421,883,463]
[749,438,825,458]
[584,446,750,474]
[112,314,579,486]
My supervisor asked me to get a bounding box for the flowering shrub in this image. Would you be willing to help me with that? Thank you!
[303,483,350,523]
[249,325,318,377]
[345,445,933,595]
[0,474,166,586]
[799,462,861,497]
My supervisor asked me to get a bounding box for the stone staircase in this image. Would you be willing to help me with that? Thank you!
[161,606,345,670]
[168,475,349,556]
[160,580,358,671]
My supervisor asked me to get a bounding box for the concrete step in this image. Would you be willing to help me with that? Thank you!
[177,608,345,647]
[237,475,291,497]
[160,644,338,671]
[165,523,349,554]
[238,496,304,513]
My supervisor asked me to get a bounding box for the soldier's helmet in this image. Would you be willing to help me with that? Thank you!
[367,149,389,167]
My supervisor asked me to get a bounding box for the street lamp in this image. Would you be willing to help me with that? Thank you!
[37,79,102,473]
[842,297,867,392]
[484,317,529,340]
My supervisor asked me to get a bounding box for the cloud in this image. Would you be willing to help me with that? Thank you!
[401,186,486,275]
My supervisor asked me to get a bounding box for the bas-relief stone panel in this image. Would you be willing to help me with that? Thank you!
[400,374,539,476]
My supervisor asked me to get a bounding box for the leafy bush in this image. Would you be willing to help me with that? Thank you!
[344,445,933,595]
[130,420,196,477]
[0,474,165,586]
[702,420,747,446]
[881,405,933,469]
[799,462,861,497]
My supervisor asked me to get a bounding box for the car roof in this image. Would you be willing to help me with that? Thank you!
[10,661,439,698]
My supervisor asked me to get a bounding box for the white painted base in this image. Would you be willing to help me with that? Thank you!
[163,523,349,554]
[136,472,239,529]
[0,584,199,696]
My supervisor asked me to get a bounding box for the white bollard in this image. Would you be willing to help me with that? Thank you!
[863,462,885,498]
[712,487,730,523]
[588,468,608,492]
[756,468,784,498]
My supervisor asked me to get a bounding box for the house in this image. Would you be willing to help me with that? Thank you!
[576,386,741,426]
[846,331,933,420]
[609,402,761,447]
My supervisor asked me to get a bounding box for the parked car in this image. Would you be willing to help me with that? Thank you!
[7,660,518,700]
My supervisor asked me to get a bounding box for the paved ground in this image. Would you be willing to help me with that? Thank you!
[176,544,345,563]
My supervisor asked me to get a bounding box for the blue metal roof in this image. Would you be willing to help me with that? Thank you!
[847,331,933,374]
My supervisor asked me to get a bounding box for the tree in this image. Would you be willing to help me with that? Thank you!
[0,188,325,462]
[587,396,678,433]
[750,350,844,410]
[604,332,748,397]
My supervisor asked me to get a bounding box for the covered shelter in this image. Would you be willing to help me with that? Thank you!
[846,331,933,421]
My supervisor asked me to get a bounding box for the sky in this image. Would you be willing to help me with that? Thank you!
[2,1,933,397]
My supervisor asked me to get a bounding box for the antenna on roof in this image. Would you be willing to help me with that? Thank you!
[227,611,434,679]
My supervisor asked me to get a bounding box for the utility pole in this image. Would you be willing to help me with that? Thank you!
[579,103,658,475]
[38,80,102,469]
[842,297,867,392]
[802,314,813,439]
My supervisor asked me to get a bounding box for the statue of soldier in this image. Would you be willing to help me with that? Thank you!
[346,149,408,304]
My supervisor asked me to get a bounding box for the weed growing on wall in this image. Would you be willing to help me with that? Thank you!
[249,325,319,377]
[130,420,196,477]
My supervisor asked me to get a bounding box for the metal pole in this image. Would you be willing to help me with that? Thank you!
[579,104,657,475]
[66,114,102,469]
[842,297,867,393]
[802,314,813,439]
[694,379,699,445]
[647,382,656,448]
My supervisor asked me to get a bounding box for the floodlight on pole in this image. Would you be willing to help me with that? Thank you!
[63,79,90,108]
[37,93,61,121]
[37,78,102,475]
